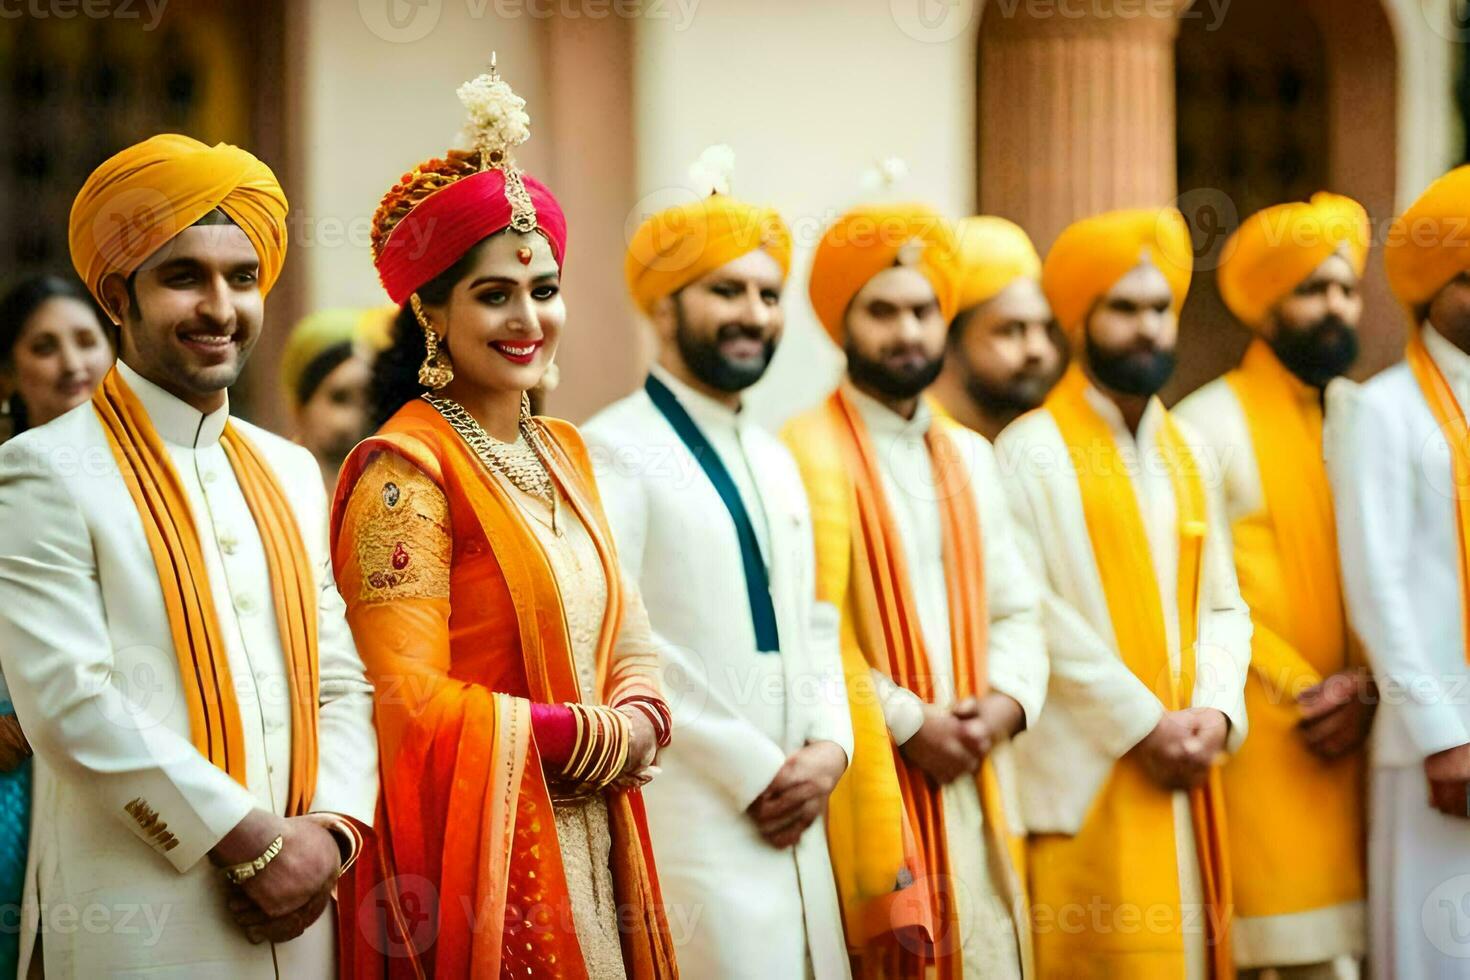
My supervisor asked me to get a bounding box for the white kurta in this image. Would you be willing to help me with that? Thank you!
[845,385,1049,979]
[1176,376,1364,973]
[0,361,378,978]
[583,367,854,980]
[995,383,1252,980]
[1328,324,1470,980]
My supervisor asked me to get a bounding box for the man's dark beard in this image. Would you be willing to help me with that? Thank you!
[674,308,775,393]
[1086,334,1176,397]
[961,365,1056,418]
[1269,314,1359,388]
[846,343,944,401]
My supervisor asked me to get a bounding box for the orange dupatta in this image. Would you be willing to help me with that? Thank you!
[822,389,1026,979]
[330,401,676,980]
[1037,365,1231,978]
[91,366,319,814]
[1407,326,1470,665]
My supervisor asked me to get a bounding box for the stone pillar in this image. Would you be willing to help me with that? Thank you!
[976,0,1185,251]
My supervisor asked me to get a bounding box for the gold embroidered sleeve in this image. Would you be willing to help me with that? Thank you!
[341,451,451,604]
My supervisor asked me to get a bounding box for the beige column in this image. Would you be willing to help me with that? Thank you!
[977,0,1185,251]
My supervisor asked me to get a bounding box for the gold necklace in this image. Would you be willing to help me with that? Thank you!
[423,394,558,527]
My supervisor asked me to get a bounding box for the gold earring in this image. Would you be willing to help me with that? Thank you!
[410,294,453,389]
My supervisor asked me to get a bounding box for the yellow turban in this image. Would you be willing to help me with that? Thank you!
[69,134,289,307]
[953,215,1042,313]
[625,194,792,315]
[280,307,394,410]
[1218,192,1369,328]
[808,202,959,345]
[1041,207,1193,340]
[1385,164,1470,316]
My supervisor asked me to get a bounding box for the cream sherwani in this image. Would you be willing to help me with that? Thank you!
[995,382,1251,979]
[846,384,1048,979]
[1176,374,1364,978]
[583,367,854,980]
[1329,324,1470,979]
[0,362,378,978]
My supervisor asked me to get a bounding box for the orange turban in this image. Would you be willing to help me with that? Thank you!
[1218,192,1369,328]
[953,215,1042,313]
[1385,164,1470,316]
[625,194,792,315]
[808,202,959,345]
[1041,207,1193,340]
[69,134,289,307]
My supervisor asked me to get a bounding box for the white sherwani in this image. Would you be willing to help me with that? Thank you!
[583,367,854,980]
[1176,375,1365,975]
[994,383,1252,980]
[847,386,1048,979]
[1328,324,1470,979]
[0,362,378,978]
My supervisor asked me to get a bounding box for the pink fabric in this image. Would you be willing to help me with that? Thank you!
[376,170,567,304]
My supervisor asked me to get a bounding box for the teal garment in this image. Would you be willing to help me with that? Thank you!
[0,703,30,980]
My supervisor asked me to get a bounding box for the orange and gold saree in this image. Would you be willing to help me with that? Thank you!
[329,398,676,979]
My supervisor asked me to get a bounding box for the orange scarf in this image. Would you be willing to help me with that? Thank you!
[1408,326,1470,665]
[1041,365,1232,978]
[825,389,1025,979]
[91,367,318,814]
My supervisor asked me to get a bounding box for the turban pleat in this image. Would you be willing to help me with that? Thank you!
[69,134,288,304]
[1385,165,1470,314]
[625,195,792,315]
[953,216,1042,313]
[808,203,959,345]
[1041,207,1193,340]
[1219,192,1369,328]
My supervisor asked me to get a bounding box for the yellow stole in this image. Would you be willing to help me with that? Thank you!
[92,367,319,815]
[1407,326,1470,664]
[1221,340,1363,920]
[1028,365,1231,979]
[784,391,1028,979]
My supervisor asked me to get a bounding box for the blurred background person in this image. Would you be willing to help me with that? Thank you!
[930,216,1066,442]
[279,306,392,492]
[0,273,113,977]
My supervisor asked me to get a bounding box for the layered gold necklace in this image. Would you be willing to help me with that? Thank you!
[423,393,559,530]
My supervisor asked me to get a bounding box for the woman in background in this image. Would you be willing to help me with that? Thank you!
[0,274,113,976]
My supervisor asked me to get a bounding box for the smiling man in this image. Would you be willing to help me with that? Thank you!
[0,135,377,978]
[584,192,854,979]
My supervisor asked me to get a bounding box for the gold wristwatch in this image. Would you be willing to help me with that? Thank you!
[221,834,285,885]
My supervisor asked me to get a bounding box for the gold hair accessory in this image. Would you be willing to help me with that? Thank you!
[410,293,454,389]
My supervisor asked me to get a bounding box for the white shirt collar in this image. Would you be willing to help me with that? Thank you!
[649,363,744,433]
[1422,322,1470,386]
[116,360,230,449]
[843,380,933,439]
[1080,374,1166,447]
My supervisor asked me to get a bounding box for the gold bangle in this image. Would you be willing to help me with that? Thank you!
[221,834,284,885]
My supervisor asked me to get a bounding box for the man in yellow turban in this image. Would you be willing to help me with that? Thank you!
[929,216,1066,441]
[996,207,1250,979]
[281,307,394,493]
[1331,165,1470,980]
[0,135,377,977]
[783,202,1048,978]
[1175,192,1372,980]
[587,193,854,979]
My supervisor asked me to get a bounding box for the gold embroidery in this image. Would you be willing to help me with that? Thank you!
[124,797,179,851]
[348,453,452,604]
